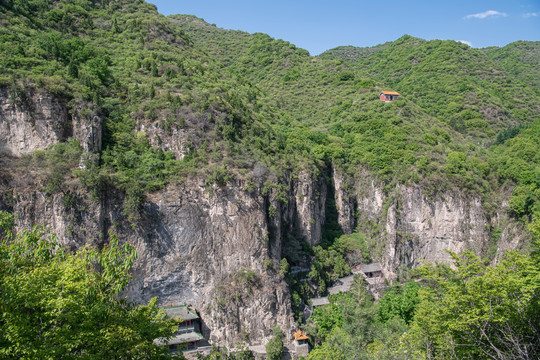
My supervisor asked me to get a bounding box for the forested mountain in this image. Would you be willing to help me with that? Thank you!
[317,43,389,61]
[171,15,540,218]
[0,1,539,359]
[483,40,540,90]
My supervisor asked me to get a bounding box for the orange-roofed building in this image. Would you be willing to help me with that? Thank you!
[293,330,308,342]
[379,90,400,102]
[293,330,310,356]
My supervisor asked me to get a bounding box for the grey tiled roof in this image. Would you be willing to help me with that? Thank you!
[163,305,199,321]
[154,332,204,346]
[311,297,330,306]
[359,263,382,273]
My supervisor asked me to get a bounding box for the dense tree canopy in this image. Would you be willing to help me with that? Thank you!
[410,250,540,359]
[306,248,540,360]
[0,211,175,359]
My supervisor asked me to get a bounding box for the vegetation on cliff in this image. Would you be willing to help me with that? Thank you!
[2,210,538,359]
[161,16,540,223]
[2,1,539,224]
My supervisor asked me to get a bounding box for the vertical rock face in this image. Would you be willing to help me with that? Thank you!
[70,101,103,156]
[0,88,102,159]
[291,170,327,246]
[332,168,355,234]
[4,178,295,347]
[383,187,488,275]
[0,87,296,346]
[0,88,70,155]
[137,108,228,161]
[126,180,294,346]
[334,168,497,278]
[10,191,104,249]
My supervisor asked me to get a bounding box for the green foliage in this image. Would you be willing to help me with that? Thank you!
[495,123,527,145]
[279,258,290,278]
[3,1,539,233]
[306,232,370,296]
[266,332,284,360]
[309,245,351,292]
[483,41,540,90]
[2,2,540,359]
[206,164,233,186]
[377,280,420,324]
[333,232,371,264]
[0,211,175,359]
[26,139,83,196]
[410,250,540,359]
[318,43,389,62]
[233,268,257,287]
[310,298,343,340]
[2,0,296,219]
[306,343,346,360]
[307,277,411,358]
[529,220,540,265]
[491,118,540,220]
[309,249,540,360]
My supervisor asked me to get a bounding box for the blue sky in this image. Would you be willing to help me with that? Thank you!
[148,0,540,55]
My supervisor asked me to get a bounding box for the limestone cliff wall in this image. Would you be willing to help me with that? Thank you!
[333,167,523,278]
[0,87,102,159]
[383,186,488,276]
[0,88,528,347]
[5,179,295,346]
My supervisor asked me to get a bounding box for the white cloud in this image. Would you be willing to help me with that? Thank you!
[464,10,508,20]
[457,40,473,47]
[523,12,539,18]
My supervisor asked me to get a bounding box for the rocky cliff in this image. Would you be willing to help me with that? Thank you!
[0,88,526,346]
[333,167,524,278]
[0,87,101,159]
[3,173,298,346]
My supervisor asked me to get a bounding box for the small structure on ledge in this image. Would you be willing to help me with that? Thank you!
[355,263,385,299]
[155,304,207,355]
[358,263,383,278]
[293,330,310,357]
[379,90,400,102]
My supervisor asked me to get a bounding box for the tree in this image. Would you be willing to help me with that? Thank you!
[529,219,540,265]
[307,277,395,359]
[377,280,420,324]
[266,327,284,360]
[0,211,175,359]
[306,343,346,360]
[410,250,540,360]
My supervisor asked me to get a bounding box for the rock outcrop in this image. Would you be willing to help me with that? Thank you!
[0,88,102,159]
[333,166,522,279]
[4,177,296,346]
[0,87,527,347]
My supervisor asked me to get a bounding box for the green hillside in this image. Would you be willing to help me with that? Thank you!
[318,43,389,62]
[0,0,294,217]
[353,36,539,136]
[2,1,538,220]
[483,40,540,91]
[171,17,540,207]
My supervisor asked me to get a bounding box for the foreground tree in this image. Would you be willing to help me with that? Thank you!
[0,211,175,359]
[377,280,420,325]
[411,250,540,360]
